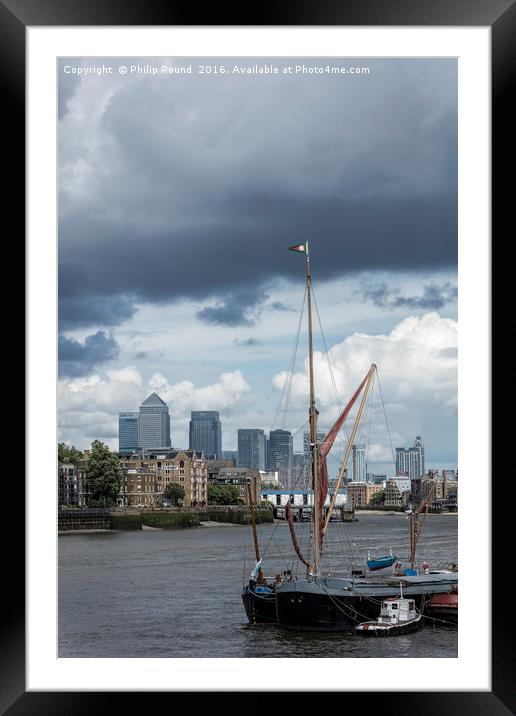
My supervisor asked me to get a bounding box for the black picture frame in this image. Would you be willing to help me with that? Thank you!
[7,0,510,711]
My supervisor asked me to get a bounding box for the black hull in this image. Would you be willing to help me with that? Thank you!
[275,588,455,632]
[275,591,391,631]
[241,586,277,625]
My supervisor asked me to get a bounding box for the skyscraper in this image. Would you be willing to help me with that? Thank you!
[266,429,293,486]
[138,393,171,450]
[118,412,140,453]
[396,436,425,479]
[352,444,366,482]
[189,411,222,459]
[237,429,265,470]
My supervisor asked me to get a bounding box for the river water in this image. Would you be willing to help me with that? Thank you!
[58,513,457,658]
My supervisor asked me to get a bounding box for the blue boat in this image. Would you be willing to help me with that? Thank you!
[366,549,397,571]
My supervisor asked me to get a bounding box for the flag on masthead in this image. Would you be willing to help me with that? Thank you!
[288,242,308,253]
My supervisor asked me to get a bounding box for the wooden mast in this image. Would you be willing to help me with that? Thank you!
[247,478,263,583]
[409,479,437,569]
[305,243,321,576]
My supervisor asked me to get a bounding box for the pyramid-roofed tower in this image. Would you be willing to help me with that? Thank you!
[139,392,171,449]
[140,392,167,407]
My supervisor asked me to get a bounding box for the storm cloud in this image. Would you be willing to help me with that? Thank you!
[58,57,457,331]
[58,331,119,377]
[361,281,458,310]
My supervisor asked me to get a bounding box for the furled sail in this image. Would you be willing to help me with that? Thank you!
[317,370,371,542]
[286,369,373,568]
[286,501,311,568]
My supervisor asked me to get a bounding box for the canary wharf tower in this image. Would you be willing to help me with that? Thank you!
[138,393,171,450]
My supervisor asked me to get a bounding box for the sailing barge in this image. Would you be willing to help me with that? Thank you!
[273,243,458,631]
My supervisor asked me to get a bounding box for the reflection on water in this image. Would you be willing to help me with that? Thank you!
[59,514,457,658]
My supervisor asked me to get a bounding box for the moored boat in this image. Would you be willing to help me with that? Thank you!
[367,549,397,571]
[355,592,422,636]
[273,243,458,631]
[425,589,458,625]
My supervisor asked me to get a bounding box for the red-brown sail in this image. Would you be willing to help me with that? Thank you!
[316,371,371,545]
[287,369,372,567]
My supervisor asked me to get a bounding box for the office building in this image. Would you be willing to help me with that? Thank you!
[396,436,425,479]
[237,429,266,470]
[352,444,366,482]
[266,429,293,487]
[118,412,140,453]
[138,393,171,450]
[189,411,222,459]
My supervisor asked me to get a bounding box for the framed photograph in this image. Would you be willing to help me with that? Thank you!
[9,0,510,710]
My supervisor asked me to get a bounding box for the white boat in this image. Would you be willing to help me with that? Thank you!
[355,589,422,637]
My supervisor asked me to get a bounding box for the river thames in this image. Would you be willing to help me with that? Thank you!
[58,513,457,658]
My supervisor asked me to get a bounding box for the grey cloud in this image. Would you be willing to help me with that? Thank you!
[133,351,147,359]
[58,295,137,330]
[269,301,296,312]
[58,331,119,377]
[196,290,268,327]
[361,281,457,310]
[59,57,457,330]
[234,338,261,346]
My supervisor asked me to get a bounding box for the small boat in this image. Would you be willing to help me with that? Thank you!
[426,589,458,625]
[367,549,397,571]
[355,589,422,637]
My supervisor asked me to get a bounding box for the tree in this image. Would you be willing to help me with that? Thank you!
[207,484,241,505]
[164,483,185,506]
[85,440,123,507]
[58,442,83,466]
[369,490,385,506]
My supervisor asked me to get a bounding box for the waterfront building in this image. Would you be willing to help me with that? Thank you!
[139,393,171,450]
[237,429,265,470]
[384,477,411,508]
[119,468,158,507]
[266,430,293,486]
[189,411,222,459]
[366,472,387,484]
[259,469,280,487]
[206,458,237,483]
[58,462,79,506]
[410,471,458,512]
[119,449,207,507]
[118,412,140,453]
[352,444,366,482]
[260,489,347,508]
[346,481,383,507]
[395,436,425,479]
[215,467,261,505]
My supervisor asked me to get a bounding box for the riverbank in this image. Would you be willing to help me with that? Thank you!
[58,506,273,532]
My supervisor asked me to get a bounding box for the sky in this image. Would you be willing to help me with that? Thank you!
[58,57,458,476]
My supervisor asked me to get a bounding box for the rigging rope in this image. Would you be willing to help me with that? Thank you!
[270,286,307,433]
[376,367,396,470]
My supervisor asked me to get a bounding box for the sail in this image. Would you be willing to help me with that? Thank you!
[286,501,311,568]
[316,370,372,540]
[286,368,373,569]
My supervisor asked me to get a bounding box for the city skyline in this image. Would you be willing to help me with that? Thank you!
[58,56,458,474]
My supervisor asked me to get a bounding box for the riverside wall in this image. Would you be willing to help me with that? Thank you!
[58,505,273,532]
